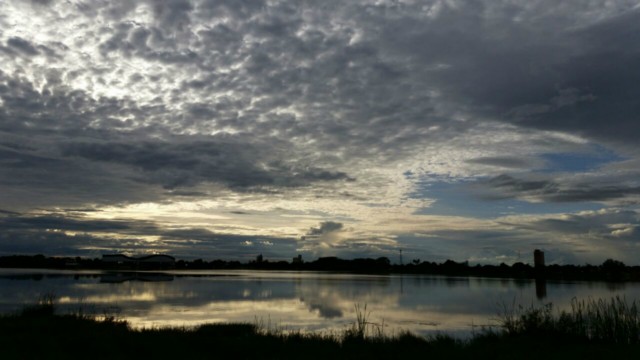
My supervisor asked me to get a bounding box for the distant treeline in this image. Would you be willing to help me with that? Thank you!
[1,254,639,281]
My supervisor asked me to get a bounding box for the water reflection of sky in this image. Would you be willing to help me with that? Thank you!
[1,269,640,337]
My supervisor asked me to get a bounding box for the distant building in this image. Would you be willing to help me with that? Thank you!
[292,254,303,264]
[533,249,545,268]
[101,254,175,269]
[256,254,263,263]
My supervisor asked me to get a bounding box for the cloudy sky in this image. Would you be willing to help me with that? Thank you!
[2,0,640,264]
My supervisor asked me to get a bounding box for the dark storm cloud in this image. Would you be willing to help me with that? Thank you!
[546,186,640,203]
[399,228,589,265]
[0,213,157,235]
[11,0,639,178]
[86,0,451,161]
[399,230,515,263]
[160,227,296,259]
[233,1,638,152]
[481,174,640,203]
[0,212,295,258]
[0,213,161,256]
[0,209,297,259]
[501,209,640,242]
[0,231,119,257]
[0,147,64,170]
[485,175,556,194]
[0,67,351,208]
[0,135,162,210]
[511,10,640,146]
[4,1,640,154]
[61,139,352,190]
[418,4,640,147]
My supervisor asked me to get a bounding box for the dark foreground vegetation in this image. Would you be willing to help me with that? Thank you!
[3,296,640,359]
[2,254,640,281]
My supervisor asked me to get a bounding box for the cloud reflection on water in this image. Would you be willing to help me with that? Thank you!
[1,269,639,337]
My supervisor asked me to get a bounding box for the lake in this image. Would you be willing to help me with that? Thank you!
[1,268,638,337]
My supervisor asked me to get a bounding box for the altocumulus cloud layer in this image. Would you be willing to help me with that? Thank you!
[1,0,640,263]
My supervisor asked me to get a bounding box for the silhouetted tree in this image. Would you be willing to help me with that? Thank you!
[602,259,625,269]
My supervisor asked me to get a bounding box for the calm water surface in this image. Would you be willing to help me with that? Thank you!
[1,269,638,337]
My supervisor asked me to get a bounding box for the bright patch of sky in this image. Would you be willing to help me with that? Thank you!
[540,146,624,173]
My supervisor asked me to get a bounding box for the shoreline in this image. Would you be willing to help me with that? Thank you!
[2,254,639,282]
[2,265,640,284]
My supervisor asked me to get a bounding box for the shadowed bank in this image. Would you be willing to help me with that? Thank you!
[2,296,640,360]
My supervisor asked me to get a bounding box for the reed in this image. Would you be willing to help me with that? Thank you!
[19,292,56,317]
[500,296,640,344]
[6,295,640,359]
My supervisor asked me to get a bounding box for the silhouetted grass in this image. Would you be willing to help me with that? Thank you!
[498,296,640,344]
[3,296,640,359]
[19,292,56,317]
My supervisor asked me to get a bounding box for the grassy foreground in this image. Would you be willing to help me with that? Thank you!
[2,298,640,359]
